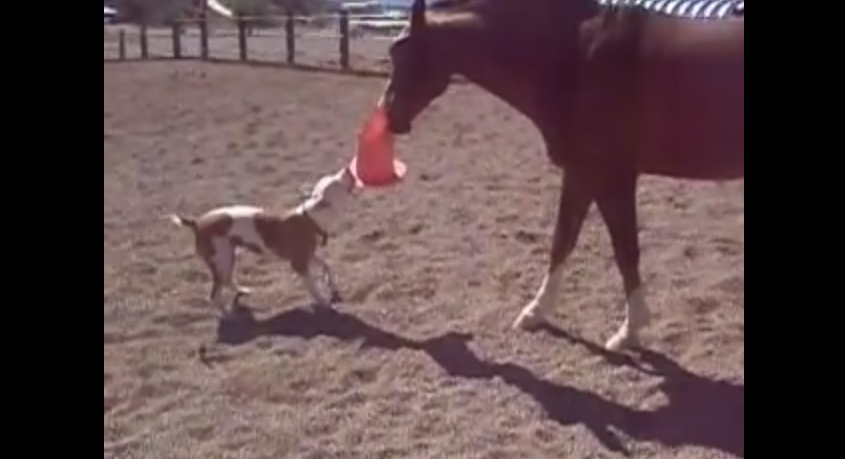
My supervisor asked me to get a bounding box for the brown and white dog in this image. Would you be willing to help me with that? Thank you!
[170,168,357,313]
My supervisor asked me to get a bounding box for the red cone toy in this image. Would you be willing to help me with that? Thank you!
[349,106,407,188]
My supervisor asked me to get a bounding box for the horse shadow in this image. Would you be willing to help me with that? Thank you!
[210,304,743,457]
[539,324,744,456]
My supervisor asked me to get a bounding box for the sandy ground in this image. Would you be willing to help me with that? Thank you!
[104,61,744,458]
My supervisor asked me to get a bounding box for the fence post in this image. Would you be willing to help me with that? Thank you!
[285,10,296,64]
[200,13,209,59]
[119,30,126,60]
[140,24,149,59]
[237,15,248,61]
[171,21,183,59]
[338,10,350,71]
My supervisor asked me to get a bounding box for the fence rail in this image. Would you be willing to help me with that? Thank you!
[104,12,401,77]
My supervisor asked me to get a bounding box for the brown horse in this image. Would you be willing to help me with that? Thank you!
[379,0,744,351]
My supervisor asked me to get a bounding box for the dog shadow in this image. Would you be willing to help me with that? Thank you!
[210,304,743,457]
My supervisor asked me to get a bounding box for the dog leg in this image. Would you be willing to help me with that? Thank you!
[293,258,330,308]
[208,277,226,313]
[301,271,330,308]
[231,252,255,297]
[209,238,237,316]
[203,259,228,315]
[312,256,343,304]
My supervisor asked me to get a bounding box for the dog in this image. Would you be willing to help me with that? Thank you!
[170,167,357,313]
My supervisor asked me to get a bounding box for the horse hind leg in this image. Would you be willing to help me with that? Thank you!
[514,170,593,330]
[595,172,651,351]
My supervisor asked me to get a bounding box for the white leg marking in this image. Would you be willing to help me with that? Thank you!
[235,286,254,295]
[606,286,652,351]
[312,256,341,302]
[513,265,565,330]
[299,272,325,306]
[299,259,331,308]
[210,238,235,314]
[210,288,227,314]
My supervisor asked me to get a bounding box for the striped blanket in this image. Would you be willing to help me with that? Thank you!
[599,0,744,19]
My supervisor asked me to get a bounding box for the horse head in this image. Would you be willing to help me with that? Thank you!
[379,0,592,136]
[380,0,478,135]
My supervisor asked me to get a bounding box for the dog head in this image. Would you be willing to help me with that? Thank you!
[298,168,357,227]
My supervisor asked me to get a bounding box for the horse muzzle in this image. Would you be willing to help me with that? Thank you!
[387,116,413,136]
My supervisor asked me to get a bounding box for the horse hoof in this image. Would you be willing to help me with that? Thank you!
[605,331,640,352]
[513,311,547,331]
[236,287,255,296]
[312,300,334,311]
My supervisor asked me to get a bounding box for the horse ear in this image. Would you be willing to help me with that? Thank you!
[411,0,427,31]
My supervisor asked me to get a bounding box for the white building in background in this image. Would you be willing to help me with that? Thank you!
[104,6,117,24]
[340,2,384,13]
[341,1,408,35]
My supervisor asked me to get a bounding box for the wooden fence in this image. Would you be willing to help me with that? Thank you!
[103,12,401,77]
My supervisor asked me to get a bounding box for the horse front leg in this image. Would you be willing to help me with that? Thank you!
[595,171,651,351]
[514,169,594,330]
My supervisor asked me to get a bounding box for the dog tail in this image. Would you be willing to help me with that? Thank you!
[169,214,198,232]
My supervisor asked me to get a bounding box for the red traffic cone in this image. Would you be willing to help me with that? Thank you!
[349,106,407,188]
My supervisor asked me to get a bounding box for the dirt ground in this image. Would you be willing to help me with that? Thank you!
[104,62,744,458]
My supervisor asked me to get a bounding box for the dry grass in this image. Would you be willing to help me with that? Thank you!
[104,61,744,458]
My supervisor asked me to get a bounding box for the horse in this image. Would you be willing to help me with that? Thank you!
[378,0,744,352]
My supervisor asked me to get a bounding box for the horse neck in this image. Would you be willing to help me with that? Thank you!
[441,0,601,141]
[435,0,599,130]
[431,30,540,123]
[459,62,543,122]
[434,32,562,138]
